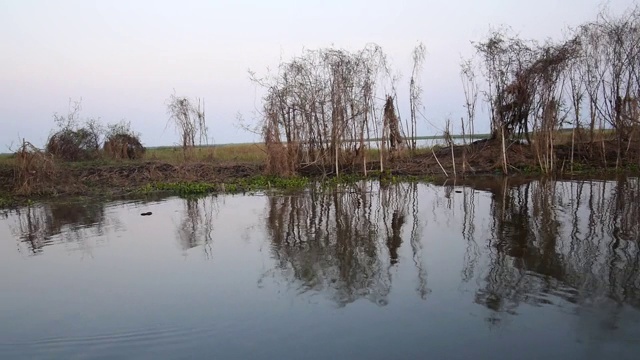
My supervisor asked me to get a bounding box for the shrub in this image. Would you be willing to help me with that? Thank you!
[45,99,102,161]
[14,140,56,195]
[103,121,145,160]
[104,133,145,159]
[46,128,100,161]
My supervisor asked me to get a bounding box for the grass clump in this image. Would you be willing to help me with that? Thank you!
[145,143,266,164]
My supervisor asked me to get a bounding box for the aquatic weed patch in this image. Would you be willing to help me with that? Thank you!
[237,176,309,192]
[141,176,309,196]
[150,182,218,196]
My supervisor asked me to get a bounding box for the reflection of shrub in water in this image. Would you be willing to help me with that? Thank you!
[46,202,106,236]
[11,201,109,254]
[176,196,217,257]
[466,178,640,321]
[264,182,425,307]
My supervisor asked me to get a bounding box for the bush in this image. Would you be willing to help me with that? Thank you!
[103,133,145,159]
[45,99,102,161]
[14,140,56,195]
[46,128,100,161]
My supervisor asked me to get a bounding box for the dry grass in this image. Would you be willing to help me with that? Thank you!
[13,141,57,195]
[0,131,615,169]
[144,143,267,164]
[0,153,13,166]
[550,128,616,146]
[1,143,267,167]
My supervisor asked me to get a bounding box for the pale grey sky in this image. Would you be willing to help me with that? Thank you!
[0,0,636,149]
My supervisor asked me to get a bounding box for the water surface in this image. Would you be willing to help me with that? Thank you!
[1,178,639,359]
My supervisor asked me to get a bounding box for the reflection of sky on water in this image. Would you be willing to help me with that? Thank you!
[0,178,639,359]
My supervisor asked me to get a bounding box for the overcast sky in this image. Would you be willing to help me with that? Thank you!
[1,0,636,150]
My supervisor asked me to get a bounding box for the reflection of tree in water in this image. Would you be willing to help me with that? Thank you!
[264,182,427,306]
[176,196,217,258]
[10,201,115,255]
[463,177,640,325]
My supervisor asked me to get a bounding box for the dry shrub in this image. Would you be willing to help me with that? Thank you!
[46,128,100,161]
[103,133,145,160]
[265,141,296,176]
[384,96,403,152]
[253,45,392,176]
[166,94,207,159]
[14,140,57,195]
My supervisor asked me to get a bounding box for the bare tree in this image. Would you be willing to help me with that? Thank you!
[251,45,393,176]
[166,94,207,159]
[579,6,640,167]
[409,43,426,152]
[460,58,478,142]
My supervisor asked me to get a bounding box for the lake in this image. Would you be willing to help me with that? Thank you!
[1,178,639,359]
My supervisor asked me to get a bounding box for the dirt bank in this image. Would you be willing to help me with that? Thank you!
[0,161,264,199]
[1,138,638,205]
[299,138,640,177]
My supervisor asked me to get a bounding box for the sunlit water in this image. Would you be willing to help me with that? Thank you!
[1,178,639,359]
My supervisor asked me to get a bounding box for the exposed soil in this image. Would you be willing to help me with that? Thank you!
[299,138,640,177]
[0,161,264,198]
[407,137,640,175]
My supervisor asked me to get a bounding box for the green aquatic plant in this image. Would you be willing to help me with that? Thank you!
[154,182,217,196]
[0,196,11,208]
[237,176,309,192]
[140,176,309,197]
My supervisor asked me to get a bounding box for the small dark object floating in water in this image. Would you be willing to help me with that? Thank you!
[140,212,153,216]
[455,190,462,193]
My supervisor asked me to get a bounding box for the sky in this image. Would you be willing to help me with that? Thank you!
[0,0,637,150]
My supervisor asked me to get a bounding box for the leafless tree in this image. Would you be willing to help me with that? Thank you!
[579,6,640,167]
[251,45,395,176]
[409,43,426,152]
[166,94,207,159]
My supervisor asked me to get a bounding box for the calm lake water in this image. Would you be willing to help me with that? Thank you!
[1,178,639,359]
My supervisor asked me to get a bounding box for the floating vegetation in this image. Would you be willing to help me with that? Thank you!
[139,176,310,197]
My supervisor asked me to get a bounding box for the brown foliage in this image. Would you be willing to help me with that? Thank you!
[253,45,392,176]
[13,141,57,195]
[384,96,403,152]
[46,128,100,161]
[103,133,145,160]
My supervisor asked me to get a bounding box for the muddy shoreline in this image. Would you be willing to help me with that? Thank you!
[2,138,639,208]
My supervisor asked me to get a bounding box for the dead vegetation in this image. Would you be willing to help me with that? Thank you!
[251,45,403,177]
[467,6,640,175]
[43,99,145,162]
[13,140,56,195]
[166,93,207,160]
[45,100,101,161]
[246,4,640,178]
[103,134,145,160]
[103,121,145,160]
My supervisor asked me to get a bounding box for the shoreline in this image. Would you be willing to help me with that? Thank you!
[1,156,638,209]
